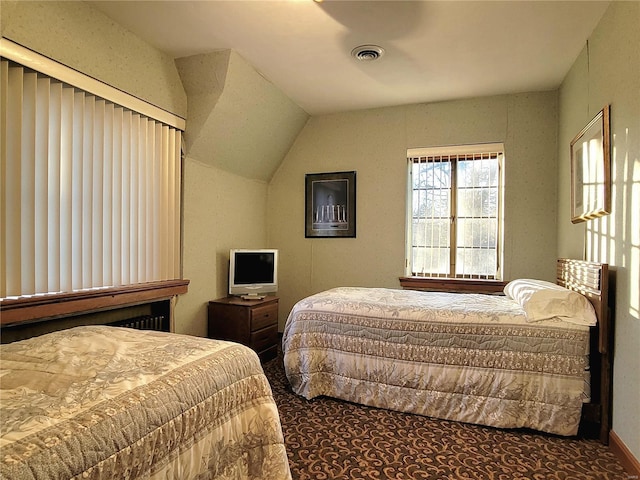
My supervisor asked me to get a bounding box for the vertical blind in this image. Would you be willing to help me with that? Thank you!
[407,144,503,280]
[1,56,183,298]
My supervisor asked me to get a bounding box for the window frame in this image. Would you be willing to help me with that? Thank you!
[405,143,504,281]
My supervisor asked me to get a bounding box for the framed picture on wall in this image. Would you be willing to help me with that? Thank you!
[305,171,356,238]
[570,105,611,224]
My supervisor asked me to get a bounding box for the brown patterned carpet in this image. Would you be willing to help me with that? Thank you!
[262,351,628,480]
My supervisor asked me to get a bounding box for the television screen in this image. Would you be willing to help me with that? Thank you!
[229,249,278,298]
[234,252,274,284]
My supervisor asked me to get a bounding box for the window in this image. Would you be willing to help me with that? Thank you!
[1,40,185,300]
[406,144,504,280]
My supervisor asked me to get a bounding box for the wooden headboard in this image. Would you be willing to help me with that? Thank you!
[557,258,612,444]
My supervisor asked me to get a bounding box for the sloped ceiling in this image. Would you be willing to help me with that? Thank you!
[176,50,308,181]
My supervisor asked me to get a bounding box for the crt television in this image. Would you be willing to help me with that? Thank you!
[228,249,278,299]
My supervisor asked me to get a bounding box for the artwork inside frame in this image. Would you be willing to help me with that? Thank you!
[305,171,356,238]
[570,105,611,224]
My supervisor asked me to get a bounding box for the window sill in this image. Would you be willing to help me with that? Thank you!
[0,280,189,326]
[399,277,506,295]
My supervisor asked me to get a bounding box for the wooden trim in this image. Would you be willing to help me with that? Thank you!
[399,277,507,294]
[0,280,189,326]
[609,430,640,478]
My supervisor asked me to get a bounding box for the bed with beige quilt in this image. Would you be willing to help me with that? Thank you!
[283,259,611,440]
[0,326,292,480]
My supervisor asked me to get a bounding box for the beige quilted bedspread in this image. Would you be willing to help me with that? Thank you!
[283,287,591,436]
[0,326,291,480]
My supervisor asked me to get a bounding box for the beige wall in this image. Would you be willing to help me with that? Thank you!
[558,1,640,461]
[268,91,560,329]
[181,159,269,337]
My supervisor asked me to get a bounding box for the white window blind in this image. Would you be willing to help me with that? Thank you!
[407,144,504,280]
[1,47,183,299]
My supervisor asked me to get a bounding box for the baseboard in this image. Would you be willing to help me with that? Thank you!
[610,430,640,478]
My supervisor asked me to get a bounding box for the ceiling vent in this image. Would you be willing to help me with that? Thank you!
[351,45,385,62]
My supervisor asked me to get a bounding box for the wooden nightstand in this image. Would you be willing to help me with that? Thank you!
[207,296,279,362]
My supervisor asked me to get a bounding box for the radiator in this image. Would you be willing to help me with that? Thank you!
[108,314,169,332]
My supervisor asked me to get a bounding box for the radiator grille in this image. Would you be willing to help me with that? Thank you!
[108,314,169,332]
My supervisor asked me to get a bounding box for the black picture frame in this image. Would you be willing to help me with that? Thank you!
[305,171,356,238]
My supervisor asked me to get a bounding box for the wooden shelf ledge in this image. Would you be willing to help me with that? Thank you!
[0,280,189,326]
[399,277,507,295]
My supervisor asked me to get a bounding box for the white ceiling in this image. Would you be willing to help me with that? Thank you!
[88,0,610,116]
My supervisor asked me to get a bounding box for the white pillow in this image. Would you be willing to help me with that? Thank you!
[504,278,597,326]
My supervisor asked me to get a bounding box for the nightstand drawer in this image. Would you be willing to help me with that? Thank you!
[208,296,279,363]
[251,304,278,331]
[251,324,278,353]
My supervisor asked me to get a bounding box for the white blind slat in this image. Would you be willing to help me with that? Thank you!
[102,102,114,287]
[112,107,123,286]
[174,131,182,277]
[48,81,62,294]
[129,113,140,284]
[160,124,170,280]
[151,123,161,280]
[82,95,95,289]
[71,90,84,291]
[5,65,22,296]
[168,130,178,278]
[92,99,105,286]
[21,71,36,294]
[35,76,50,294]
[59,85,74,292]
[120,111,131,285]
[137,122,147,281]
[144,120,158,282]
[0,61,8,297]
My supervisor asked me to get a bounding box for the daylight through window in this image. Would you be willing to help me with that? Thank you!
[406,144,504,280]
